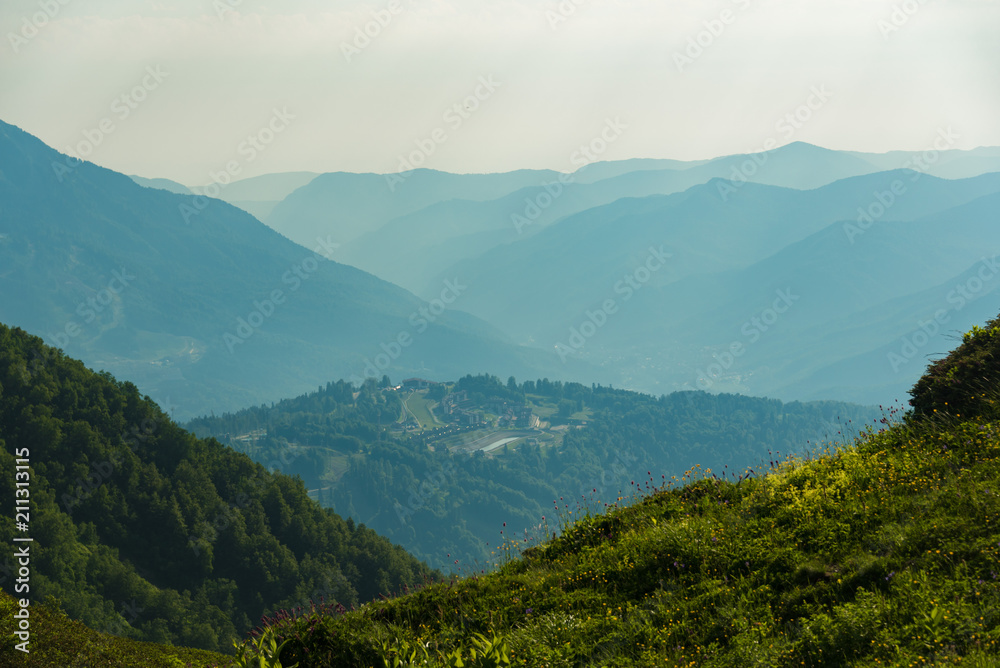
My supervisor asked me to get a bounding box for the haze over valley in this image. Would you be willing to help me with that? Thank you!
[1,0,998,665]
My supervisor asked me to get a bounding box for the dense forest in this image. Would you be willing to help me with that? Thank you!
[217,317,1000,667]
[0,323,436,654]
[188,374,882,570]
[240,335,1000,667]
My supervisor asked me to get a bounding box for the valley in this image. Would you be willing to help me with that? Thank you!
[186,373,881,572]
[0,5,996,661]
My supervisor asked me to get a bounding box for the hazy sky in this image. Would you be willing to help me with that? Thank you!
[2,0,997,186]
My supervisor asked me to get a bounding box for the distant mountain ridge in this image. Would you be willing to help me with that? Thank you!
[7,119,1000,413]
[265,167,561,249]
[129,175,192,194]
[413,169,1000,405]
[191,170,319,221]
[0,119,599,421]
[267,142,1000,299]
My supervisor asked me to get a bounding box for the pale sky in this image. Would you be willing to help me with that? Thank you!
[1,0,997,186]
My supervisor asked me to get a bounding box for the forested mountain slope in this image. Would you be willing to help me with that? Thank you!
[0,323,435,655]
[189,374,880,571]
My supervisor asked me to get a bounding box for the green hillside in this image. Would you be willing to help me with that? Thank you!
[233,324,1000,666]
[0,322,436,656]
[0,590,231,667]
[7,307,1000,667]
[187,374,879,571]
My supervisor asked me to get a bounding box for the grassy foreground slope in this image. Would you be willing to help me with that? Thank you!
[243,329,1000,665]
[0,589,231,667]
